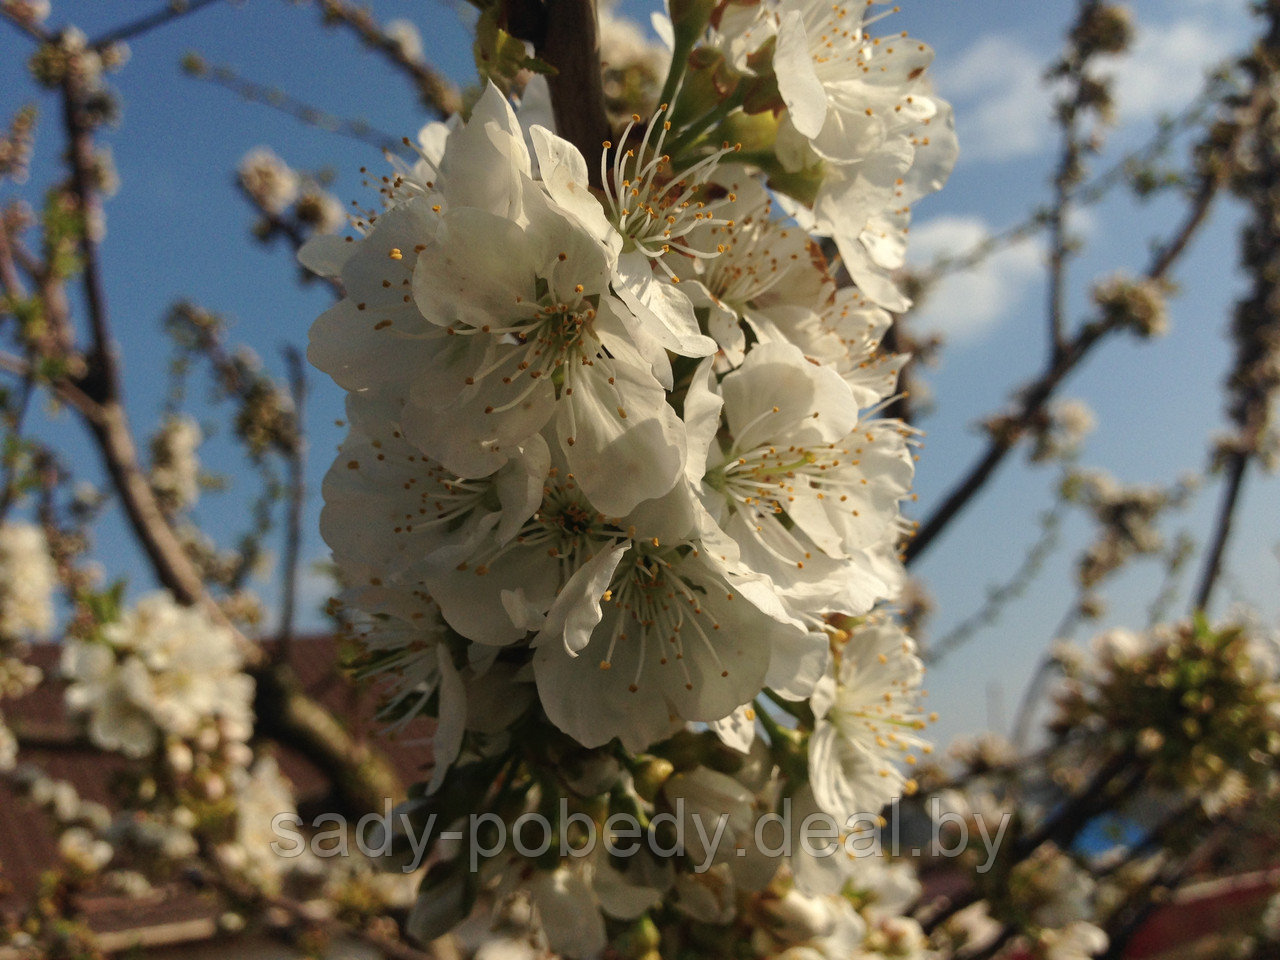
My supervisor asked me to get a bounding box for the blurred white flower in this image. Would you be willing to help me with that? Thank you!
[0,521,57,640]
[59,826,114,873]
[219,756,308,894]
[238,146,299,215]
[63,592,253,757]
[385,18,424,63]
[808,619,928,824]
[150,415,202,511]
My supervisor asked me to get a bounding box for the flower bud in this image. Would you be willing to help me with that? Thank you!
[632,756,675,802]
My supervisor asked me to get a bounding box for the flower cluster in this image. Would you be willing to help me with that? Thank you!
[1052,620,1280,812]
[239,145,346,235]
[306,1,950,952]
[149,414,204,512]
[62,591,254,759]
[0,520,57,770]
[0,520,57,641]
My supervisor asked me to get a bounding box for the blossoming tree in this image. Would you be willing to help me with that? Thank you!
[1,1,1279,959]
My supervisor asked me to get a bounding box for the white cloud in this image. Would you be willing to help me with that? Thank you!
[1100,17,1236,122]
[939,9,1247,164]
[905,216,1044,342]
[936,35,1055,162]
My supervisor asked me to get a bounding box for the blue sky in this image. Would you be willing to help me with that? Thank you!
[1,0,1273,748]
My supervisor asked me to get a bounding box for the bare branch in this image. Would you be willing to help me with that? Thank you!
[0,349,99,421]
[923,503,1064,666]
[1194,453,1249,611]
[189,56,406,156]
[0,4,50,43]
[308,0,462,119]
[1192,13,1280,612]
[252,662,404,818]
[54,69,220,610]
[538,0,613,184]
[0,365,36,524]
[904,172,1223,567]
[912,74,1228,291]
[506,0,613,185]
[90,0,226,49]
[202,863,447,960]
[58,73,116,400]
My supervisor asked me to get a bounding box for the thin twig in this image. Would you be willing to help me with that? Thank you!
[913,75,1228,290]
[309,0,461,119]
[201,864,445,960]
[59,74,115,400]
[904,173,1223,567]
[1147,531,1196,627]
[234,183,345,297]
[0,349,97,419]
[57,69,215,609]
[924,504,1064,665]
[1193,447,1249,612]
[192,59,407,155]
[0,372,36,524]
[91,0,225,49]
[1013,752,1142,861]
[1191,13,1280,613]
[1044,1,1095,364]
[1009,596,1088,752]
[0,5,50,42]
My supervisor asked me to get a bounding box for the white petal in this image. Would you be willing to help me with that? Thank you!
[493,434,551,544]
[775,11,828,139]
[427,647,466,794]
[298,233,353,277]
[765,628,829,701]
[530,125,619,252]
[529,870,607,958]
[559,358,685,517]
[709,703,757,753]
[535,540,628,655]
[614,250,717,359]
[681,358,725,486]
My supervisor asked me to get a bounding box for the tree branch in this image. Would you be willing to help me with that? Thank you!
[1193,450,1248,611]
[0,4,50,43]
[1192,12,1280,613]
[904,173,1222,567]
[507,0,613,185]
[56,69,218,609]
[311,0,462,119]
[539,0,612,183]
[90,0,226,49]
[191,57,406,157]
[252,662,404,818]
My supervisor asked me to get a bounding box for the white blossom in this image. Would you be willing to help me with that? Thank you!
[385,18,424,63]
[150,414,202,510]
[237,146,299,215]
[59,826,114,873]
[691,341,914,619]
[808,618,928,825]
[0,718,15,771]
[62,592,254,758]
[767,888,867,960]
[0,521,57,639]
[218,756,310,894]
[769,2,957,310]
[1034,922,1108,960]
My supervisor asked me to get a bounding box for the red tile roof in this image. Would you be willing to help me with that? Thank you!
[0,635,433,937]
